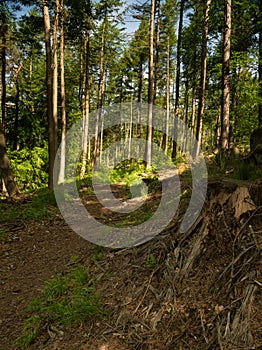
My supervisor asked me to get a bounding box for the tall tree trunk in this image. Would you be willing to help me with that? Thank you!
[183,78,189,125]
[42,0,56,189]
[164,35,170,154]
[80,29,90,179]
[137,59,143,138]
[183,78,189,150]
[191,90,196,132]
[230,65,240,147]
[92,20,106,168]
[13,63,23,150]
[195,0,211,156]
[58,0,67,184]
[220,0,231,149]
[172,0,184,160]
[29,53,34,113]
[1,12,6,135]
[0,129,19,197]
[128,95,133,160]
[99,117,104,162]
[53,0,59,149]
[145,0,155,169]
[153,0,161,106]
[258,0,262,127]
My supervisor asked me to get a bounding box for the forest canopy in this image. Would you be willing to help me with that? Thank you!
[0,0,262,191]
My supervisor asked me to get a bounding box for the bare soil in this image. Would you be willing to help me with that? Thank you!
[0,178,262,350]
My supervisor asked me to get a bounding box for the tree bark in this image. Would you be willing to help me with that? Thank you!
[42,0,56,189]
[145,0,155,169]
[80,26,90,179]
[92,19,106,168]
[53,0,59,149]
[137,59,143,140]
[258,0,262,127]
[172,0,184,160]
[58,0,67,184]
[153,0,161,106]
[13,63,23,150]
[195,0,212,156]
[220,0,231,149]
[0,128,19,197]
[163,34,170,154]
[1,11,7,135]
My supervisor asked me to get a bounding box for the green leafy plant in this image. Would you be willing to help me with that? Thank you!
[109,159,146,186]
[9,147,48,191]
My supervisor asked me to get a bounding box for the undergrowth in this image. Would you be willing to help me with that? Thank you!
[9,147,48,191]
[0,188,56,222]
[15,265,105,349]
[207,150,262,180]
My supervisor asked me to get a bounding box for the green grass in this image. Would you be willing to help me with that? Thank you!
[145,254,157,268]
[15,265,104,349]
[0,188,56,222]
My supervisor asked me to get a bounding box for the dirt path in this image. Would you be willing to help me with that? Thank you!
[0,216,92,350]
[0,179,262,350]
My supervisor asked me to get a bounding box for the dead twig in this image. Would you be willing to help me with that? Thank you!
[133,267,160,315]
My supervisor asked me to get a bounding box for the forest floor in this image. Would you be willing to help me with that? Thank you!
[0,175,262,350]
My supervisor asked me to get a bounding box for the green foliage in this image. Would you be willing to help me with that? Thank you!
[15,265,104,349]
[109,159,146,186]
[9,147,48,191]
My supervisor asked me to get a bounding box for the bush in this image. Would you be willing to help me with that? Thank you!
[9,147,48,191]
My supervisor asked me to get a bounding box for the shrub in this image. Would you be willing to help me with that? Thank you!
[9,147,48,191]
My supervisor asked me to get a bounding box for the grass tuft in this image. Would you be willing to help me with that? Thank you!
[15,265,105,349]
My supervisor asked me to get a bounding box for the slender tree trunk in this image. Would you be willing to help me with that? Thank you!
[191,88,196,132]
[1,12,6,135]
[80,0,91,178]
[29,53,34,113]
[183,78,189,125]
[99,118,104,162]
[145,0,155,169]
[230,65,240,147]
[58,0,67,184]
[137,59,143,138]
[220,0,231,149]
[80,22,91,178]
[92,20,106,168]
[80,51,90,178]
[53,0,59,149]
[128,95,133,160]
[42,0,56,189]
[258,0,262,127]
[183,78,189,150]
[195,0,211,156]
[0,129,19,196]
[172,0,184,159]
[190,4,198,135]
[13,63,23,150]
[164,35,170,154]
[153,0,161,106]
